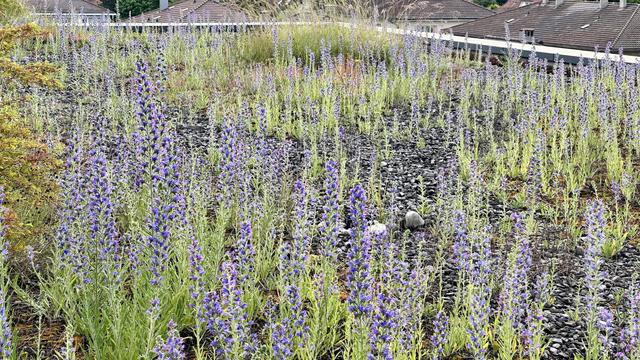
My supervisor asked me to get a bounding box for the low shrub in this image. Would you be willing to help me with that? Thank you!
[0,23,62,250]
[0,106,62,250]
[238,23,394,65]
[0,0,24,24]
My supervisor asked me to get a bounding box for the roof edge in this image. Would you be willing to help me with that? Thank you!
[613,3,640,48]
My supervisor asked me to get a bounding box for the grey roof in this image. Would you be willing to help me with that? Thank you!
[451,1,640,52]
[377,0,495,21]
[23,0,114,14]
[126,0,248,23]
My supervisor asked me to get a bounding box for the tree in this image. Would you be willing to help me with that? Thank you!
[473,0,508,8]
[102,0,158,18]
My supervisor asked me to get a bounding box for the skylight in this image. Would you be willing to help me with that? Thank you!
[506,18,515,23]
[580,24,590,29]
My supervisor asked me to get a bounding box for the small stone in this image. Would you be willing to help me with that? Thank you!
[404,211,425,230]
[338,228,351,237]
[368,222,388,236]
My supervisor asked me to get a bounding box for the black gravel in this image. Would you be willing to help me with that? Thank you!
[26,71,640,360]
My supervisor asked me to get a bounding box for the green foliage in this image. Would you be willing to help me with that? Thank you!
[0,106,62,249]
[4,19,639,359]
[0,23,62,250]
[0,23,62,88]
[0,0,24,24]
[103,0,198,17]
[238,24,394,65]
[473,0,507,8]
[107,0,158,17]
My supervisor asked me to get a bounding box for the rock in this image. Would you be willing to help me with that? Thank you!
[368,222,388,236]
[404,211,425,230]
[338,228,351,237]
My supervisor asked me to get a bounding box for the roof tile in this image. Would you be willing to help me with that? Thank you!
[126,0,247,23]
[377,0,494,21]
[451,0,640,52]
[24,0,113,14]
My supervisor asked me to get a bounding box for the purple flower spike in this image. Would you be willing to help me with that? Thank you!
[346,184,373,323]
[452,210,470,273]
[431,310,449,360]
[204,260,256,358]
[235,217,256,283]
[369,289,397,360]
[348,183,368,238]
[597,308,614,353]
[583,200,607,326]
[319,160,340,263]
[618,292,640,359]
[147,197,172,286]
[270,180,311,358]
[467,226,493,360]
[153,320,185,360]
[86,142,120,282]
[188,233,206,311]
[499,212,532,333]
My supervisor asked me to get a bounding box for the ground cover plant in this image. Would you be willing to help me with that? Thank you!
[0,18,639,360]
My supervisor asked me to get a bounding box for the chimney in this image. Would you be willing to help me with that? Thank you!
[620,0,627,8]
[160,0,169,10]
[600,0,608,8]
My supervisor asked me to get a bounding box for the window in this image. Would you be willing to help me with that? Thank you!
[521,28,535,43]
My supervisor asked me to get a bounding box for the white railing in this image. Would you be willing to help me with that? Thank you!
[55,20,640,64]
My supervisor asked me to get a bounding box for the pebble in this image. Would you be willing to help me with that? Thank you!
[338,228,351,237]
[404,211,425,230]
[368,222,388,236]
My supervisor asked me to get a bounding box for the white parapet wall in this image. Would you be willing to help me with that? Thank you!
[59,20,640,65]
[370,23,640,64]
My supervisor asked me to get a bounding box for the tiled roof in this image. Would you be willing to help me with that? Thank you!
[614,5,640,51]
[23,0,114,14]
[125,0,248,23]
[451,0,640,52]
[377,0,495,21]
